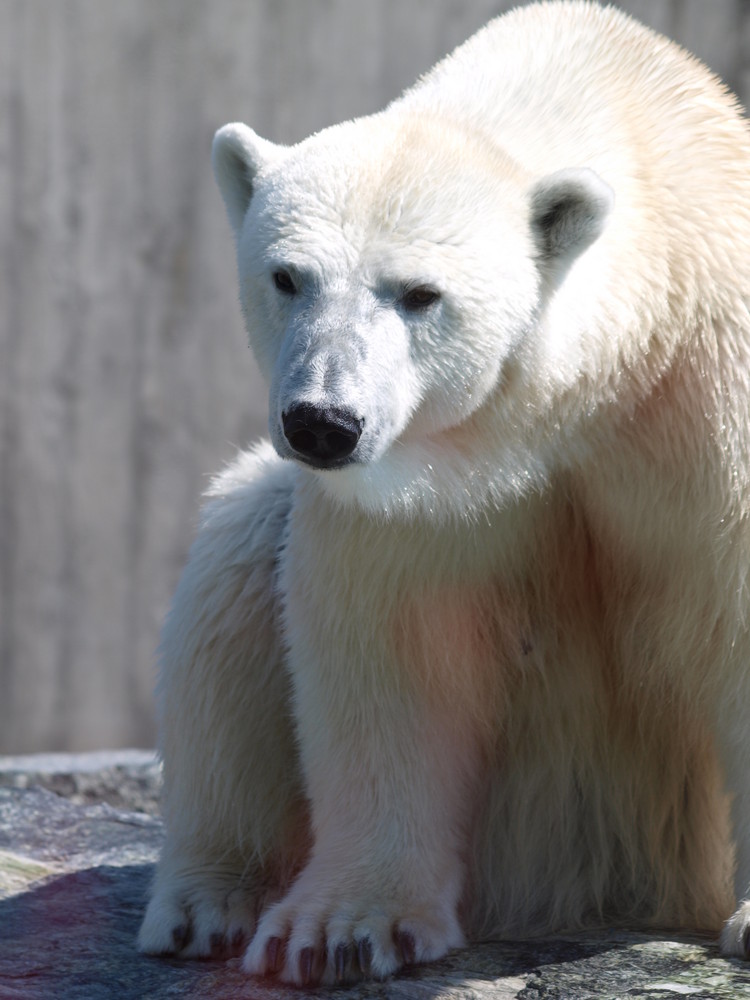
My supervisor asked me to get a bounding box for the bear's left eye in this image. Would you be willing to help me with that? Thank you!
[400,285,441,311]
[272,269,297,296]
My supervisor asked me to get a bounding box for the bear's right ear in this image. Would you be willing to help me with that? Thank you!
[212,123,286,236]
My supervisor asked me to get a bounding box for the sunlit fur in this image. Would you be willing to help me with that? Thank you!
[140,1,750,983]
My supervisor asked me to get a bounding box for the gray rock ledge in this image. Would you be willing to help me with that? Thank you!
[1,751,749,999]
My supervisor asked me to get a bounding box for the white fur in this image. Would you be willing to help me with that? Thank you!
[140,1,750,984]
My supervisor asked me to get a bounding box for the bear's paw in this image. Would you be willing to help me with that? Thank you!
[720,900,750,960]
[138,867,259,959]
[242,875,465,985]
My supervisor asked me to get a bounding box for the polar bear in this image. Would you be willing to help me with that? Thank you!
[139,0,750,985]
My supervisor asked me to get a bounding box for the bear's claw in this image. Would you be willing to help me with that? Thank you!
[396,929,416,965]
[209,932,226,958]
[265,935,284,973]
[298,946,320,986]
[356,937,373,976]
[230,927,248,951]
[171,923,192,952]
[334,942,353,981]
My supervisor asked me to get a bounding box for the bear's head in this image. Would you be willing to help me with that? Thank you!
[213,114,613,518]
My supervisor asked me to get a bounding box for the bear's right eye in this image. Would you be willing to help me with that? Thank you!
[272,269,297,295]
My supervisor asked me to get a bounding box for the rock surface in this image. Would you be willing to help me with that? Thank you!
[1,751,750,999]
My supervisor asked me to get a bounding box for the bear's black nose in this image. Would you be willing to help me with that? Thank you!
[282,404,363,466]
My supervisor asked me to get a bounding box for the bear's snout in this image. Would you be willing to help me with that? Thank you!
[282,403,363,468]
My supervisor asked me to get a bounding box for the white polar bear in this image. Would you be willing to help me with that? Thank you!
[139,0,750,985]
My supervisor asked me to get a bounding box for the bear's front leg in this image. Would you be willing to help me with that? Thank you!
[243,504,493,985]
[243,686,473,985]
[139,447,309,959]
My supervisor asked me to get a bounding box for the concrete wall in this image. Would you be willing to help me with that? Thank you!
[1,0,748,751]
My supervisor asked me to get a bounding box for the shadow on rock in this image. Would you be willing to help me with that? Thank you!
[0,863,743,999]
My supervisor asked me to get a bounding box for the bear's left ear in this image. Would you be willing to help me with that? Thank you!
[529,167,614,277]
[212,123,287,237]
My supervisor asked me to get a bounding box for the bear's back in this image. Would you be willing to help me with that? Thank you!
[396,1,750,190]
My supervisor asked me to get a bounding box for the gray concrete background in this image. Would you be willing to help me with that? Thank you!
[1,0,749,752]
